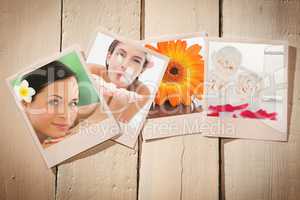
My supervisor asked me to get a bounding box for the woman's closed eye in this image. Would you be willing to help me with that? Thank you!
[133,58,142,64]
[116,51,126,58]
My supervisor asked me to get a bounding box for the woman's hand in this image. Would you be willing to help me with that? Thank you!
[116,94,151,123]
[42,136,66,148]
[87,63,106,76]
[117,106,137,123]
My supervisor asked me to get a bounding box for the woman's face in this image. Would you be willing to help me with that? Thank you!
[107,42,146,88]
[24,76,79,140]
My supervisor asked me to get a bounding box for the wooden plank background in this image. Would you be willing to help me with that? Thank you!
[56,1,140,200]
[138,1,219,200]
[0,0,59,199]
[0,0,299,200]
[221,1,300,200]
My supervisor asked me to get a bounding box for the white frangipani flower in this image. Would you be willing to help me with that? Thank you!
[14,80,36,103]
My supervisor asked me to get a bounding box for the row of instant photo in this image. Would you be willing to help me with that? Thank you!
[7,28,289,168]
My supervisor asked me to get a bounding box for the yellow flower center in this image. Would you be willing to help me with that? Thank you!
[19,87,29,97]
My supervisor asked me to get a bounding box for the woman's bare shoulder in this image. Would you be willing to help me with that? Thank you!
[87,63,106,75]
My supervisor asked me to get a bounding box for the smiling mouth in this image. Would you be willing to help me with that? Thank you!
[52,123,69,131]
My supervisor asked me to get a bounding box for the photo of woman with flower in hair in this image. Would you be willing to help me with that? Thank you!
[15,61,80,148]
[7,48,120,167]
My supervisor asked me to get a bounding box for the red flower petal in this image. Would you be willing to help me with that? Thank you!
[207,112,220,117]
[208,103,249,112]
[239,109,277,120]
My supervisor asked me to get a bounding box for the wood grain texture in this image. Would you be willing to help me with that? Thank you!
[0,0,60,199]
[138,0,220,200]
[56,0,141,199]
[2,1,300,200]
[222,0,300,199]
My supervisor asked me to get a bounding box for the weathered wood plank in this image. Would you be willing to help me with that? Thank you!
[0,0,60,199]
[56,1,141,199]
[138,0,220,200]
[222,0,300,199]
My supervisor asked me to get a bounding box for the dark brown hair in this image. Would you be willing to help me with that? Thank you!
[21,61,76,101]
[105,40,149,69]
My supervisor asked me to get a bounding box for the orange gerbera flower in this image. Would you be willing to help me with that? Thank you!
[146,40,204,107]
